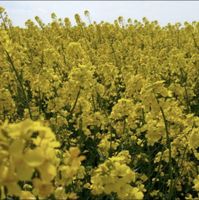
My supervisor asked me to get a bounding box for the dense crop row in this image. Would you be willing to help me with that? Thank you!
[0,7,199,199]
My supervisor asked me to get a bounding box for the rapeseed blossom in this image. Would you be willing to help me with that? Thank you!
[0,6,199,199]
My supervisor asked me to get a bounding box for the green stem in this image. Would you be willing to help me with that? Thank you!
[153,91,173,199]
[159,105,173,200]
[1,42,32,119]
[70,87,81,114]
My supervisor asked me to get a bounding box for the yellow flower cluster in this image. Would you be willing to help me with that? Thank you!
[0,120,85,199]
[0,120,59,198]
[91,151,144,199]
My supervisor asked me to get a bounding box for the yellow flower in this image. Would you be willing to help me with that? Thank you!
[20,191,36,200]
[33,178,54,198]
[189,128,199,149]
[193,175,199,191]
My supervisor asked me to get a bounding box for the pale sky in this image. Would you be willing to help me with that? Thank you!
[0,1,199,27]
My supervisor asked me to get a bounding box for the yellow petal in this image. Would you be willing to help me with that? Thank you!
[38,162,57,182]
[20,191,36,200]
[24,148,45,167]
[7,183,21,196]
[9,139,24,157]
[16,160,34,180]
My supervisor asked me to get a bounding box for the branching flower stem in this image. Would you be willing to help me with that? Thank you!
[0,41,32,119]
[153,91,173,200]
